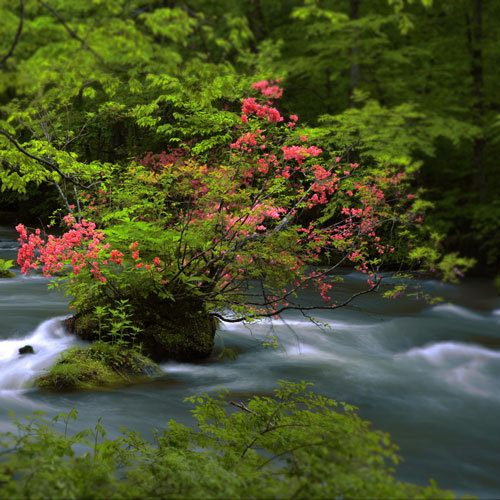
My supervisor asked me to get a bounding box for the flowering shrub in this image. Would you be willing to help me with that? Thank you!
[17,80,419,322]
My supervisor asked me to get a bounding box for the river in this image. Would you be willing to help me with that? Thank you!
[1,225,499,498]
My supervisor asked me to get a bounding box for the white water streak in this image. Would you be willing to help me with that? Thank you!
[0,317,77,391]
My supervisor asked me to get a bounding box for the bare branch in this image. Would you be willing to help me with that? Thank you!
[52,180,74,216]
[209,279,382,323]
[230,401,258,415]
[0,0,24,69]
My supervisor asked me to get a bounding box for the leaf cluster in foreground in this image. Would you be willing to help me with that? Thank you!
[0,381,465,499]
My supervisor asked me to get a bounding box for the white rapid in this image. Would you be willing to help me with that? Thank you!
[0,317,77,392]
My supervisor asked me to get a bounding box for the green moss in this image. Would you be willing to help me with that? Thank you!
[71,297,217,362]
[0,270,16,278]
[37,342,161,391]
[73,312,99,341]
[144,310,216,361]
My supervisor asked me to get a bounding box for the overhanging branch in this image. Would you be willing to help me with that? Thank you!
[0,0,25,69]
[209,278,382,323]
[0,128,99,190]
[37,0,104,64]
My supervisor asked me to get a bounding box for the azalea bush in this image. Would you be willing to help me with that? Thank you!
[16,80,423,324]
[14,80,426,321]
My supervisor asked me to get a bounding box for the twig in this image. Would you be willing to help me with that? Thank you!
[230,401,258,415]
[210,278,382,323]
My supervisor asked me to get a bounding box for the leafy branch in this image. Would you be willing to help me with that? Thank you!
[0,0,24,69]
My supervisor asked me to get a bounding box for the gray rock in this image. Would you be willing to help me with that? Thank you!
[19,345,35,355]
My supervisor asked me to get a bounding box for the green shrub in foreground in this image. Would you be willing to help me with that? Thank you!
[0,381,465,499]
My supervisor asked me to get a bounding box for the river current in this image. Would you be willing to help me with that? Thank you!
[1,225,499,498]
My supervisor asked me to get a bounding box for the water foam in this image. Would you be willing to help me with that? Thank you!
[429,304,488,321]
[401,341,500,400]
[0,317,77,391]
[404,341,500,364]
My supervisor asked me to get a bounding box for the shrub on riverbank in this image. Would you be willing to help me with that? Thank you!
[0,381,460,499]
[37,342,161,391]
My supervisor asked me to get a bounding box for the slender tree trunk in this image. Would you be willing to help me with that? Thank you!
[246,0,264,52]
[349,0,361,107]
[466,0,486,200]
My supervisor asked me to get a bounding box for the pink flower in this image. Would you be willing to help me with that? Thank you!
[252,80,268,91]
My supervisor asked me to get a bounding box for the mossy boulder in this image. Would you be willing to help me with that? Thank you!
[65,297,217,362]
[37,342,162,391]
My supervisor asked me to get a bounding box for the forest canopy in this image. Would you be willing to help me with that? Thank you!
[1,0,497,273]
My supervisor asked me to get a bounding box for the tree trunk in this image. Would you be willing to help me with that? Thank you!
[349,0,361,107]
[466,0,485,201]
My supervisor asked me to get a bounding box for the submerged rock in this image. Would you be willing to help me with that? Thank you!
[19,345,35,355]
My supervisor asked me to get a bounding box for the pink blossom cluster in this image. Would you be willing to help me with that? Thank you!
[251,80,283,99]
[282,145,322,165]
[16,218,164,285]
[241,98,283,123]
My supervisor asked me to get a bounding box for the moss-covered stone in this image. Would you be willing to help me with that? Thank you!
[37,342,162,391]
[0,270,16,278]
[66,296,217,362]
[71,312,99,341]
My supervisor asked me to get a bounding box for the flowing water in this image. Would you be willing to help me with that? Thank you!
[1,225,499,498]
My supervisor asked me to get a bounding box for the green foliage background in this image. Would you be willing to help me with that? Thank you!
[1,0,497,269]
